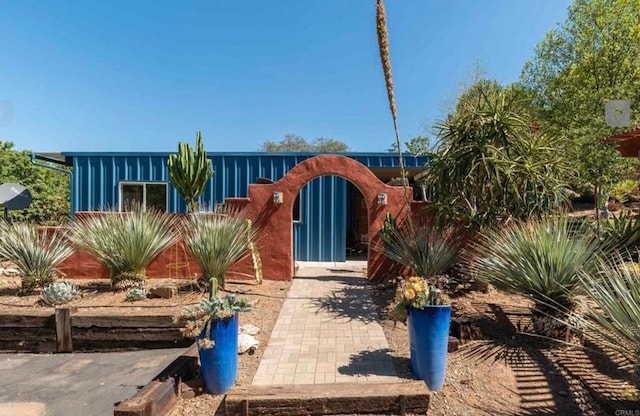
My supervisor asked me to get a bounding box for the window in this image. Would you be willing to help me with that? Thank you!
[293,194,301,222]
[120,182,168,212]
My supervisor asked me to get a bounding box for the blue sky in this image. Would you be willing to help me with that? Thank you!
[0,1,571,153]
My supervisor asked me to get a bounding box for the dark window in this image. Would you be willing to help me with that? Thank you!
[293,194,301,222]
[121,182,168,212]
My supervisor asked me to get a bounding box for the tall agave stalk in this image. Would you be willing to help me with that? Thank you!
[376,0,412,216]
[168,131,214,213]
[185,214,257,291]
[576,253,640,389]
[70,206,180,290]
[0,222,73,292]
[470,216,602,338]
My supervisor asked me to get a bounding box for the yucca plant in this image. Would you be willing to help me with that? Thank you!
[0,223,73,292]
[380,223,462,282]
[597,212,640,254]
[185,214,257,291]
[70,206,180,290]
[470,216,602,338]
[576,253,640,390]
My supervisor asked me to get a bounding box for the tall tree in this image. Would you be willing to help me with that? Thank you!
[521,0,640,205]
[259,134,350,152]
[387,136,432,155]
[0,140,70,225]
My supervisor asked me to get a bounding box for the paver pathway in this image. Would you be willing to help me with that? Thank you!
[253,268,401,385]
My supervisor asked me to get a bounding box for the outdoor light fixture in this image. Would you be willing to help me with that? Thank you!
[273,191,284,204]
[377,193,387,206]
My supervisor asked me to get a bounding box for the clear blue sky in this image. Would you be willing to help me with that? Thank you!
[0,1,571,153]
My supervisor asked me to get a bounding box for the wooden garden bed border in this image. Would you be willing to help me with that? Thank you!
[0,308,191,353]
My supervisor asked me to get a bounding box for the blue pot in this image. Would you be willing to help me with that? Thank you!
[407,305,451,391]
[197,313,239,394]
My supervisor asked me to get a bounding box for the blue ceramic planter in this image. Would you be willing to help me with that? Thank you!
[197,313,239,394]
[407,305,451,391]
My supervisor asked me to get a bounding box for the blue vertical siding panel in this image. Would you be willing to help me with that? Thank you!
[67,153,429,260]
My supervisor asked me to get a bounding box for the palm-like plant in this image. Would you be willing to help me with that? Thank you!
[0,222,73,292]
[424,82,569,236]
[185,214,257,290]
[577,253,640,388]
[381,223,462,281]
[70,206,180,290]
[470,216,602,338]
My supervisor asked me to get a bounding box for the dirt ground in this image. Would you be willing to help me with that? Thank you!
[1,263,637,414]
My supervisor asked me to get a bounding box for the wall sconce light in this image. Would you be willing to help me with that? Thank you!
[273,191,284,204]
[377,193,387,206]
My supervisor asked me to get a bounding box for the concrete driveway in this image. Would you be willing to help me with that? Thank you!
[0,348,183,416]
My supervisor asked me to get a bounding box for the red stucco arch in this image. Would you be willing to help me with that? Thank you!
[230,154,413,281]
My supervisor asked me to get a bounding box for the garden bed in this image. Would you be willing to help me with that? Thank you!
[0,276,289,353]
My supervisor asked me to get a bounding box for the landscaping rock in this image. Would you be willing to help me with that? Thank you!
[238,333,259,354]
[239,324,260,336]
[149,285,177,299]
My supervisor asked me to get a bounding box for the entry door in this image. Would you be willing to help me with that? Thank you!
[293,176,346,262]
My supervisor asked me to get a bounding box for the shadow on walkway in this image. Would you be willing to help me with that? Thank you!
[337,348,411,379]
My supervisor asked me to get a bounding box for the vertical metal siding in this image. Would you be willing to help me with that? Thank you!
[69,153,429,262]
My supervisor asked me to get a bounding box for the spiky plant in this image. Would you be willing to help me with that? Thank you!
[381,223,462,282]
[470,216,602,338]
[168,131,214,213]
[70,206,180,290]
[41,281,81,305]
[0,223,73,292]
[185,214,257,290]
[576,253,640,390]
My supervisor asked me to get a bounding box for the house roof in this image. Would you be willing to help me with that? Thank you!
[604,126,640,157]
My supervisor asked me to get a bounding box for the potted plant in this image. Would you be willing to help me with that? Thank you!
[183,279,251,394]
[182,214,257,394]
[391,276,451,391]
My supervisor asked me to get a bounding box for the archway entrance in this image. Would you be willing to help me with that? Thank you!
[291,176,369,266]
[227,154,414,281]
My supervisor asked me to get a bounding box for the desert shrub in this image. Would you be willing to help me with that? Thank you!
[470,216,602,338]
[381,223,462,282]
[577,253,640,389]
[70,206,180,290]
[0,223,73,292]
[610,179,638,204]
[184,214,257,290]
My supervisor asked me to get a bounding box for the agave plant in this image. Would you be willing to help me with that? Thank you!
[185,214,257,290]
[576,253,640,389]
[470,216,602,338]
[0,223,73,292]
[380,222,462,282]
[70,206,180,290]
[41,281,81,305]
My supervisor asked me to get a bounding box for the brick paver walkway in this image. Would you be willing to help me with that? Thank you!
[253,268,401,385]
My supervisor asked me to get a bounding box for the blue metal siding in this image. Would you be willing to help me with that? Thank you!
[293,176,346,262]
[66,152,429,262]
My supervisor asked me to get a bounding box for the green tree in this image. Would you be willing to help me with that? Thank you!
[424,81,568,235]
[521,0,640,208]
[168,131,214,213]
[387,136,432,155]
[260,134,350,152]
[0,140,70,225]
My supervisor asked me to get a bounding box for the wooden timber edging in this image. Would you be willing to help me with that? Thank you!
[114,344,199,416]
[0,308,191,353]
[224,381,430,416]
